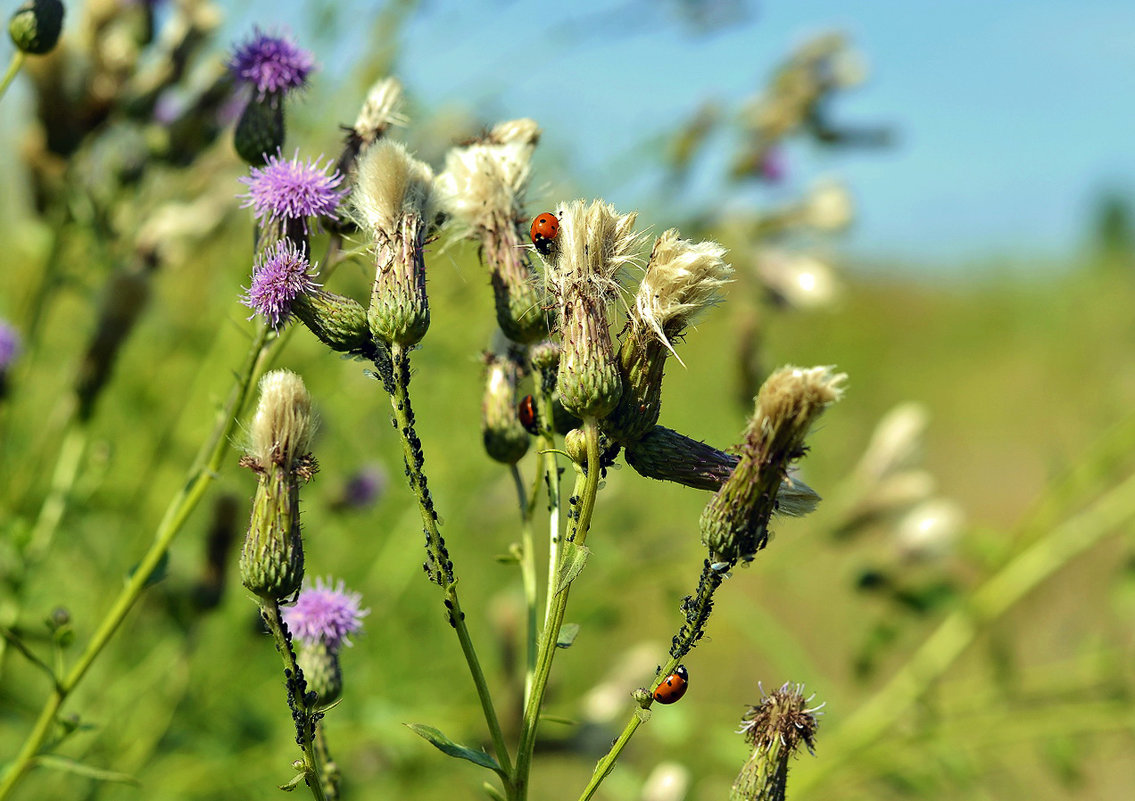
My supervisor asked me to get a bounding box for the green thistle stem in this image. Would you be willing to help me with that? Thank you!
[532,380,564,630]
[0,51,25,103]
[24,420,88,564]
[259,600,327,801]
[386,345,513,785]
[513,418,600,801]
[792,468,1135,796]
[0,324,274,801]
[511,464,538,703]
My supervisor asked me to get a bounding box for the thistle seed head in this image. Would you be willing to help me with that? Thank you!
[481,352,530,464]
[248,370,315,471]
[700,366,845,563]
[353,140,435,347]
[8,0,64,55]
[354,76,406,144]
[731,683,822,801]
[548,199,644,419]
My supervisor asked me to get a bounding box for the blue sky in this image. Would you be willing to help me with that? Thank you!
[200,1,1135,268]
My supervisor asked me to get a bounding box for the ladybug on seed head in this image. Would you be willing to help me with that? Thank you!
[653,665,689,705]
[530,212,559,256]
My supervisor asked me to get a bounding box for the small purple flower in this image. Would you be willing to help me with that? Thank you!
[0,320,21,371]
[229,28,315,99]
[239,150,345,230]
[241,240,320,329]
[282,577,368,651]
[336,464,388,510]
[759,147,787,183]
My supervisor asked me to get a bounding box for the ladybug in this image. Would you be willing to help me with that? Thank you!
[653,665,689,705]
[530,212,559,256]
[517,394,539,435]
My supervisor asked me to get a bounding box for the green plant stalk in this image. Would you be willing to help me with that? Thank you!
[259,601,327,801]
[0,324,273,801]
[513,418,600,801]
[532,383,563,631]
[791,468,1135,797]
[0,51,25,103]
[511,464,538,703]
[386,345,513,784]
[25,419,89,563]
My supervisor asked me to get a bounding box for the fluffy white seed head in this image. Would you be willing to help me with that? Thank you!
[435,139,534,234]
[489,117,541,146]
[550,199,643,293]
[249,370,315,469]
[352,140,434,238]
[354,76,407,141]
[633,229,732,360]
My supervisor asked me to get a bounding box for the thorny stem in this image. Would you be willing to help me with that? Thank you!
[511,464,538,703]
[792,468,1135,796]
[514,418,600,801]
[0,51,25,103]
[259,601,327,801]
[0,324,274,801]
[385,345,514,786]
[579,562,727,801]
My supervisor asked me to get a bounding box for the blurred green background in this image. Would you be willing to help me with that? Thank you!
[2,2,1134,800]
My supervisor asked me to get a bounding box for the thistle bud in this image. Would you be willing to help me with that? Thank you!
[8,0,64,55]
[606,229,730,444]
[239,371,316,601]
[700,366,845,564]
[481,353,530,464]
[234,96,285,166]
[295,640,342,705]
[731,683,821,801]
[352,140,434,348]
[547,200,642,420]
[292,289,377,360]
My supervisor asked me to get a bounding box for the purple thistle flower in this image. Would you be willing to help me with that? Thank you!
[239,150,345,230]
[241,240,320,329]
[0,320,21,371]
[229,28,315,99]
[282,577,368,652]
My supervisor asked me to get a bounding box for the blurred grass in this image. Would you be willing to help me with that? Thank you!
[3,213,1135,801]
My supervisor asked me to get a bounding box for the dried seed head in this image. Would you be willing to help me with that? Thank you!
[488,117,541,146]
[353,140,435,347]
[481,353,530,464]
[354,76,406,144]
[731,683,822,801]
[701,366,845,564]
[632,229,732,360]
[606,230,731,443]
[548,199,644,419]
[435,125,547,342]
[248,370,315,471]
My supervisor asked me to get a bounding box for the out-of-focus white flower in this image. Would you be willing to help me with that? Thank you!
[754,249,840,309]
[641,762,691,801]
[893,498,965,562]
[582,642,660,724]
[855,403,929,482]
[803,180,853,231]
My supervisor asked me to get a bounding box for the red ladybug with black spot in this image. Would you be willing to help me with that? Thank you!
[530,212,559,256]
[653,665,689,705]
[517,394,539,435]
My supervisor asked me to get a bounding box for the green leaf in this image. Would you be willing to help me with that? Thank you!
[483,781,507,801]
[405,724,503,775]
[538,713,578,726]
[555,543,591,596]
[126,550,169,588]
[35,755,139,785]
[556,623,580,648]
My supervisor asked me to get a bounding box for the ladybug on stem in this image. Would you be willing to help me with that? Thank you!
[517,394,539,435]
[530,212,559,256]
[653,665,689,705]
